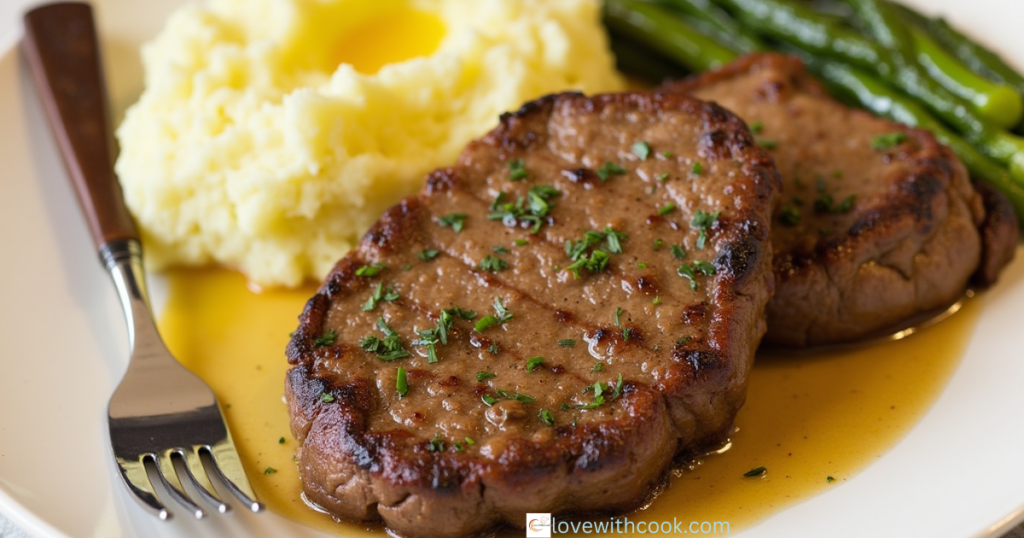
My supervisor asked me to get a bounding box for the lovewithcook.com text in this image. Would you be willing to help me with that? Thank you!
[526,513,730,536]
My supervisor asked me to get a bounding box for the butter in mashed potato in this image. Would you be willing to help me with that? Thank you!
[115,0,624,287]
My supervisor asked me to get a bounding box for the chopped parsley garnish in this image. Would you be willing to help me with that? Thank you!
[694,260,716,275]
[827,476,836,483]
[314,329,337,348]
[653,238,664,251]
[474,297,513,332]
[658,203,676,216]
[488,343,499,355]
[465,437,475,446]
[479,254,508,272]
[558,339,576,348]
[539,409,556,426]
[744,466,767,477]
[637,262,648,269]
[677,260,716,291]
[437,213,468,233]
[401,264,413,271]
[492,245,510,254]
[691,209,721,250]
[362,282,399,312]
[596,162,627,182]
[481,394,497,406]
[750,121,763,134]
[661,151,674,158]
[577,381,606,409]
[780,205,802,226]
[652,297,662,306]
[604,226,627,254]
[355,263,387,277]
[527,356,545,372]
[396,367,408,397]
[632,141,651,160]
[871,132,908,150]
[592,362,605,372]
[359,318,411,361]
[514,239,529,246]
[756,138,778,149]
[566,230,607,260]
[264,466,277,475]
[691,162,703,176]
[508,158,528,181]
[676,336,693,345]
[427,433,445,452]
[563,227,624,278]
[477,372,496,382]
[655,172,670,182]
[487,186,561,234]
[320,392,335,403]
[564,249,610,279]
[614,307,624,327]
[410,307,472,364]
[814,193,857,214]
[671,244,687,260]
[418,249,439,261]
[278,437,286,444]
[576,375,624,409]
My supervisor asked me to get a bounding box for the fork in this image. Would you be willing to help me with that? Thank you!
[22,2,264,520]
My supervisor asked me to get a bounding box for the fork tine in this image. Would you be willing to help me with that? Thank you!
[207,440,264,513]
[182,447,230,514]
[114,455,172,520]
[155,450,205,519]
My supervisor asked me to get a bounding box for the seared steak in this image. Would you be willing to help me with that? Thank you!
[285,92,779,537]
[664,53,1006,347]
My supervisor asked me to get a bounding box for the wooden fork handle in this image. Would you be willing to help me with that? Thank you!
[23,2,138,249]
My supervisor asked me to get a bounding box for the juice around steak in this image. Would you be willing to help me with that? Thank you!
[158,268,976,535]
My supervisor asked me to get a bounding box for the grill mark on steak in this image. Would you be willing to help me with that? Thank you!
[663,53,1009,347]
[285,91,779,538]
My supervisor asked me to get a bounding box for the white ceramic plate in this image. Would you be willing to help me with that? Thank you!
[1,1,1023,537]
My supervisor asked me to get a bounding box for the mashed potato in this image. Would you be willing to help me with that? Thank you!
[116,0,624,287]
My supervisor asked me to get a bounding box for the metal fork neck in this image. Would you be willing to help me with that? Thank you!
[101,239,157,353]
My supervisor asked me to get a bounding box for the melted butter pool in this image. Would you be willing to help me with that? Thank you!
[158,268,977,535]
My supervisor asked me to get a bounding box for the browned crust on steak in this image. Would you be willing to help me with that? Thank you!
[972,181,1020,286]
[285,92,779,537]
[664,53,986,346]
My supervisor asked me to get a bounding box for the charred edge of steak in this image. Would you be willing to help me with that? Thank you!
[360,197,427,254]
[286,90,778,535]
[972,180,1020,287]
[780,138,969,273]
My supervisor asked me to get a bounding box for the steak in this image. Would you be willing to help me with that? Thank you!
[664,53,1014,347]
[285,92,779,537]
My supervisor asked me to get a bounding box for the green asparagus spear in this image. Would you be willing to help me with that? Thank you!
[845,0,1019,129]
[603,0,738,72]
[928,15,1024,96]
[656,0,766,54]
[795,51,1024,219]
[906,25,1022,129]
[711,0,884,69]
